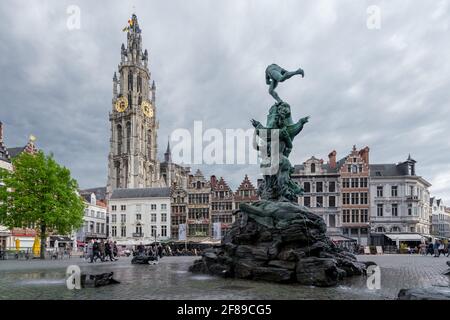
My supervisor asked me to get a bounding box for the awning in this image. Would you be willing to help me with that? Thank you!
[330,235,357,243]
[50,236,72,242]
[385,233,425,242]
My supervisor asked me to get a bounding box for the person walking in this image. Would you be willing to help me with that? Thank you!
[91,239,102,262]
[99,240,106,261]
[113,241,119,260]
[434,240,441,257]
[88,240,94,263]
[104,241,114,261]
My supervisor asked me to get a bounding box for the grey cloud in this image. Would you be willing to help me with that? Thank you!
[0,0,449,201]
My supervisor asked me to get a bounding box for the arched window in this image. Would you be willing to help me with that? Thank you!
[311,163,316,173]
[115,161,121,188]
[376,227,385,233]
[126,122,131,153]
[128,71,133,91]
[391,226,400,233]
[148,130,152,159]
[137,75,142,92]
[117,124,122,154]
[123,159,128,187]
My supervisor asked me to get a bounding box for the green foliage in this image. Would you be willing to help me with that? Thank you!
[0,151,84,236]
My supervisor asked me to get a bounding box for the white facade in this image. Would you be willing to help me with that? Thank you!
[109,188,171,244]
[76,193,108,242]
[370,176,431,235]
[430,198,450,238]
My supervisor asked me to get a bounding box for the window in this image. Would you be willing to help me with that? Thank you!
[342,193,350,205]
[112,226,117,237]
[377,204,383,217]
[329,196,336,208]
[111,214,117,223]
[316,196,323,208]
[408,204,412,216]
[342,178,350,188]
[360,178,368,188]
[121,205,126,211]
[112,205,117,211]
[311,163,316,173]
[126,122,131,153]
[376,227,385,233]
[161,225,167,237]
[101,223,105,234]
[391,186,398,197]
[96,223,100,233]
[121,214,126,223]
[303,196,311,207]
[121,226,126,237]
[360,209,368,222]
[84,209,88,216]
[351,210,359,223]
[91,210,95,217]
[316,182,323,193]
[151,204,157,211]
[329,181,336,193]
[360,192,368,205]
[392,204,398,217]
[347,165,352,173]
[329,214,336,227]
[161,213,167,223]
[135,225,142,236]
[351,193,359,205]
[358,164,363,173]
[410,226,415,233]
[136,214,141,221]
[351,178,359,188]
[376,186,383,197]
[343,209,350,223]
[161,204,167,210]
[151,213,157,223]
[151,226,157,238]
[303,182,311,193]
[352,165,358,173]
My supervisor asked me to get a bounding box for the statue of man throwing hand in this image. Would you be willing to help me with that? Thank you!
[265,64,304,103]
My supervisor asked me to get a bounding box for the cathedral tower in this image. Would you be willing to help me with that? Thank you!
[107,14,159,198]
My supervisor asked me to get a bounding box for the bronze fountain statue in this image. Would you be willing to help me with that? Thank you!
[190,65,368,287]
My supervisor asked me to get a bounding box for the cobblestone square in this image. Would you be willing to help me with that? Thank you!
[0,255,448,300]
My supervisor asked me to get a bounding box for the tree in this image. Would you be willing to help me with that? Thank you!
[0,151,84,259]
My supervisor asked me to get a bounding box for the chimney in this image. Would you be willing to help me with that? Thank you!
[359,146,370,164]
[328,150,337,169]
[0,122,3,143]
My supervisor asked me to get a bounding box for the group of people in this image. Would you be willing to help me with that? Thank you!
[132,243,203,258]
[417,240,450,257]
[84,239,119,263]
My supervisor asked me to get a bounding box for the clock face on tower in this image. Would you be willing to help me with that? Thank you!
[115,96,128,113]
[141,100,154,118]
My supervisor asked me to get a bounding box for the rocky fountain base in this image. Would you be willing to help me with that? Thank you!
[190,201,366,287]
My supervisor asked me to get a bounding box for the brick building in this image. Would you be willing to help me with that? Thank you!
[339,146,370,245]
[234,175,259,209]
[210,176,234,237]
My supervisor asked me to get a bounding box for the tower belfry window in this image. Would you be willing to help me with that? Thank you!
[128,71,133,91]
[137,75,142,92]
[126,122,131,153]
[117,124,122,154]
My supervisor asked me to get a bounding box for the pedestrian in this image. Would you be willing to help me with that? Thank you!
[113,241,119,260]
[419,242,426,255]
[88,240,94,263]
[91,239,102,262]
[157,243,163,258]
[99,240,106,261]
[434,240,441,257]
[104,241,114,261]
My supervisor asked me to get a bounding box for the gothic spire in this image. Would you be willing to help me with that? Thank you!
[164,139,172,163]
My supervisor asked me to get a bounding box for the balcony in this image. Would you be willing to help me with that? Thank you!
[406,196,419,202]
[132,233,144,238]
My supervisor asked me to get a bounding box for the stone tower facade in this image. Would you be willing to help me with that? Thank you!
[107,15,160,198]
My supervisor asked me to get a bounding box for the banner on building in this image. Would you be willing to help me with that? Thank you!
[213,222,222,240]
[178,224,187,241]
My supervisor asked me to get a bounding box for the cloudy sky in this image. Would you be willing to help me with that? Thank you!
[0,0,449,202]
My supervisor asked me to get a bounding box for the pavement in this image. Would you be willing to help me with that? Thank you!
[0,254,448,300]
